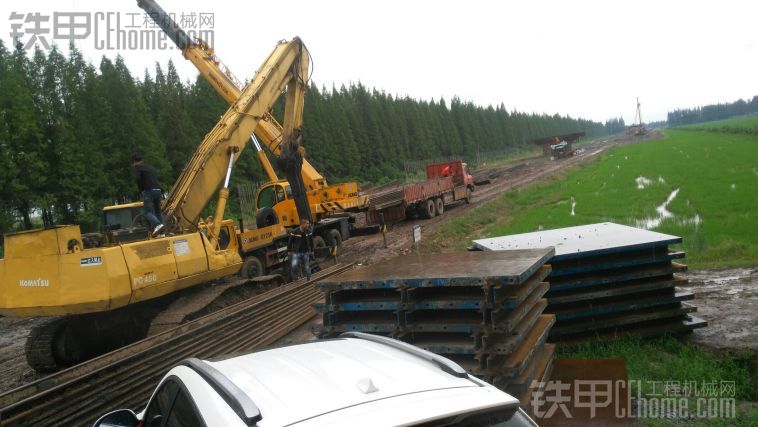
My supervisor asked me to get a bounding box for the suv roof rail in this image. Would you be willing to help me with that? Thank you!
[340,332,469,378]
[181,358,262,425]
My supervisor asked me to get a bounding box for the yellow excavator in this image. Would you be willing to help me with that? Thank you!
[126,0,370,277]
[0,34,315,372]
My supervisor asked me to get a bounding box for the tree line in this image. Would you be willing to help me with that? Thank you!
[0,41,617,237]
[667,96,758,126]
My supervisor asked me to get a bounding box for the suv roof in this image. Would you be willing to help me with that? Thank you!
[195,333,520,426]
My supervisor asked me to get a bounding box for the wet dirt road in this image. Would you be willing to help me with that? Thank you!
[682,267,758,351]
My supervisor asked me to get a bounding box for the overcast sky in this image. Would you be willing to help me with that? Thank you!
[2,0,757,123]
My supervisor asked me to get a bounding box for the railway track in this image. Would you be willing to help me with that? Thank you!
[0,263,353,426]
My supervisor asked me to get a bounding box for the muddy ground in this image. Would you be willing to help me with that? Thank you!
[682,267,758,351]
[2,130,756,394]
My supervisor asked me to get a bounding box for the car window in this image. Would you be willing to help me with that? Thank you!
[143,380,179,427]
[166,388,205,427]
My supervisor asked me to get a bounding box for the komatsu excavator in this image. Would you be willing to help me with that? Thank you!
[0,34,315,372]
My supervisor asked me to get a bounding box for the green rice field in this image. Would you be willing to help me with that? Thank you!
[424,129,758,269]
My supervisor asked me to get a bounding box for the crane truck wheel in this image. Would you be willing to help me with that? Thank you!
[421,199,436,219]
[435,198,444,216]
[240,256,264,279]
[256,207,279,228]
[325,229,342,250]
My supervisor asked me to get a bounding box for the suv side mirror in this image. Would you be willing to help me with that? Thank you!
[92,409,139,427]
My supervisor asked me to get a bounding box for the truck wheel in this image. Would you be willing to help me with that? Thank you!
[240,256,263,279]
[256,207,278,228]
[435,198,444,216]
[325,229,342,249]
[421,199,436,219]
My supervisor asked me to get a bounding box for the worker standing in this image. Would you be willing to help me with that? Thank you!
[131,152,165,237]
[288,218,314,281]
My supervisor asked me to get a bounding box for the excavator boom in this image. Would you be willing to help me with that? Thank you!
[138,0,326,191]
[164,37,313,230]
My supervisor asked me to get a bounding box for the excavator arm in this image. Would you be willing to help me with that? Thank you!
[162,36,313,232]
[137,0,326,190]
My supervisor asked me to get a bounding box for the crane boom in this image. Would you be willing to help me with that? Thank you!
[137,0,326,190]
[163,37,312,230]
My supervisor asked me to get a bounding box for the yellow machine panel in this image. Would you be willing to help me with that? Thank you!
[0,226,132,316]
[4,225,82,257]
[121,238,179,303]
[239,223,286,254]
[170,234,209,278]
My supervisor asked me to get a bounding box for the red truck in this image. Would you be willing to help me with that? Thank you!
[366,160,475,225]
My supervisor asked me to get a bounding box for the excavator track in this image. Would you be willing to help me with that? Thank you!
[25,318,68,373]
[24,305,165,373]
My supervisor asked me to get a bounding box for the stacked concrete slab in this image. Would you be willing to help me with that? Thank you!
[315,249,556,405]
[473,222,707,344]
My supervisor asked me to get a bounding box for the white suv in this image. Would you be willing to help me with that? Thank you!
[94,332,538,427]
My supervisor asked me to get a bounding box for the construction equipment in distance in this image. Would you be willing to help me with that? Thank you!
[626,97,647,136]
[135,0,370,277]
[530,132,586,159]
[366,160,475,225]
[0,36,314,372]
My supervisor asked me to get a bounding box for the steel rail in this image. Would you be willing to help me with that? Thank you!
[0,263,352,426]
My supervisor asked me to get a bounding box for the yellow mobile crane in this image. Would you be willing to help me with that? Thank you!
[0,36,313,372]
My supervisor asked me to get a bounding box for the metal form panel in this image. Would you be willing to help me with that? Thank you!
[501,343,556,394]
[473,223,706,343]
[316,310,400,335]
[551,303,697,336]
[548,262,687,292]
[549,291,694,321]
[547,276,685,305]
[547,250,684,278]
[472,222,681,260]
[314,250,557,402]
[404,310,486,334]
[557,315,707,347]
[404,287,487,311]
[485,315,555,378]
[316,249,554,290]
[489,286,549,333]
[490,265,551,309]
[403,332,481,355]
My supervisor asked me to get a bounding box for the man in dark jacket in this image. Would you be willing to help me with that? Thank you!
[132,152,164,237]
[288,218,314,280]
